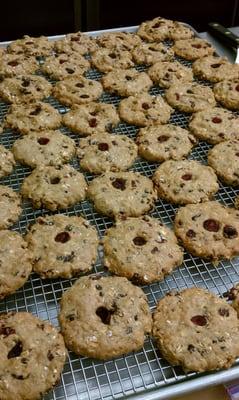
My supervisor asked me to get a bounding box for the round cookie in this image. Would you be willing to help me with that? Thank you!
[173,38,215,60]
[26,214,98,279]
[174,201,239,260]
[0,75,52,104]
[193,55,239,83]
[213,79,239,111]
[58,275,152,360]
[21,165,87,211]
[77,132,137,174]
[7,35,53,57]
[12,130,76,168]
[0,230,32,299]
[4,101,62,134]
[103,215,183,284]
[91,48,134,73]
[52,75,103,107]
[148,60,193,89]
[208,139,239,186]
[137,17,174,42]
[0,186,22,229]
[101,69,153,97]
[153,159,219,205]
[189,107,239,144]
[152,287,239,372]
[168,21,194,41]
[223,284,239,317]
[96,31,142,51]
[0,311,66,400]
[136,124,196,162]
[165,82,216,113]
[119,93,172,127]
[132,42,174,65]
[41,52,90,80]
[87,171,157,218]
[0,54,38,78]
[0,145,15,178]
[54,31,98,55]
[62,102,119,136]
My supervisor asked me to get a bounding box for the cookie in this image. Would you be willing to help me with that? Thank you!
[52,75,103,107]
[132,42,174,65]
[165,82,216,113]
[0,75,52,104]
[12,130,75,168]
[87,171,157,218]
[101,68,153,97]
[62,102,119,136]
[153,160,219,205]
[173,38,215,60]
[0,186,21,229]
[189,107,239,144]
[137,17,174,42]
[147,60,193,89]
[41,52,90,80]
[152,287,239,372]
[58,275,152,360]
[174,201,239,260]
[193,55,239,83]
[0,144,15,178]
[223,284,239,317]
[96,31,142,51]
[119,93,172,127]
[77,132,137,174]
[91,48,134,73]
[208,139,239,186]
[0,230,32,299]
[0,54,38,78]
[0,311,66,400]
[136,124,196,162]
[26,214,98,279]
[168,21,194,41]
[103,215,183,284]
[54,31,98,55]
[7,35,53,57]
[4,101,62,134]
[213,79,239,111]
[21,165,87,211]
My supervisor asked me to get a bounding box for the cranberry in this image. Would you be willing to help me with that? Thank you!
[175,93,180,100]
[181,173,192,181]
[112,178,126,190]
[203,219,220,232]
[98,142,109,151]
[236,84,239,92]
[29,106,42,116]
[152,22,161,28]
[223,225,238,239]
[89,118,97,127]
[75,83,84,88]
[192,44,202,49]
[211,63,221,68]
[142,103,150,110]
[38,137,49,145]
[191,315,207,326]
[7,60,19,67]
[235,152,239,157]
[212,117,222,123]
[186,229,196,238]
[55,231,71,243]
[133,236,147,246]
[157,135,169,143]
[59,59,67,64]
[0,326,15,336]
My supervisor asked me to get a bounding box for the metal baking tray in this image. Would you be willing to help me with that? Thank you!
[0,24,239,400]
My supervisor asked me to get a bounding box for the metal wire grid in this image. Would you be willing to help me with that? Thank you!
[0,30,239,400]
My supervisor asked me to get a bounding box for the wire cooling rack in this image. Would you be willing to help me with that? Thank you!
[0,25,239,400]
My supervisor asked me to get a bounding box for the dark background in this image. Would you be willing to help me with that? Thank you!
[0,0,238,41]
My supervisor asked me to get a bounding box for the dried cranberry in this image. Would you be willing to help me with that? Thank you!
[59,59,67,64]
[186,229,196,238]
[218,308,230,317]
[142,102,150,110]
[89,118,97,127]
[181,173,192,181]
[112,178,126,190]
[133,236,147,246]
[8,60,19,67]
[109,53,116,59]
[153,22,161,28]
[75,83,84,88]
[50,176,60,184]
[98,142,109,151]
[157,135,169,143]
[29,106,42,116]
[175,93,180,100]
[55,231,71,243]
[71,37,80,42]
[80,94,89,98]
[235,152,239,157]
[38,137,49,145]
[192,44,202,49]
[211,63,221,68]
[0,326,15,336]
[191,315,207,326]
[212,117,222,124]
[203,219,220,232]
[8,341,23,359]
[236,84,239,92]
[65,67,75,74]
[96,306,115,325]
[223,225,238,239]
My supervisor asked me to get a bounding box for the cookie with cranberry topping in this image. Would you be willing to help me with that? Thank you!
[136,124,196,162]
[103,215,183,284]
[173,38,215,60]
[0,311,66,400]
[41,52,90,80]
[137,17,174,42]
[96,31,142,51]
[0,144,15,178]
[153,160,219,205]
[54,31,98,55]
[193,55,239,83]
[0,53,38,78]
[52,75,103,107]
[132,42,174,65]
[26,214,98,279]
[174,201,239,260]
[0,75,52,104]
[88,171,157,218]
[189,107,239,144]
[7,34,53,56]
[91,48,134,73]
[12,130,75,168]
[148,60,193,89]
[213,79,239,111]
[101,68,153,97]
[21,165,87,211]
[0,230,32,299]
[119,93,172,127]
[4,101,62,134]
[0,186,21,229]
[77,132,137,174]
[59,275,152,360]
[208,139,239,186]
[62,102,119,136]
[165,82,216,113]
[152,287,239,372]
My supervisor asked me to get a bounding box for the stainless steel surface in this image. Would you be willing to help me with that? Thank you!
[0,25,239,400]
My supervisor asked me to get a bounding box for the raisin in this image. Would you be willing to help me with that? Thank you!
[157,135,169,142]
[133,236,147,246]
[112,178,126,190]
[96,306,115,325]
[109,53,116,59]
[218,308,230,317]
[8,60,19,67]
[203,219,220,232]
[8,341,23,359]
[89,118,97,127]
[98,142,109,151]
[236,84,239,92]
[186,229,196,238]
[223,225,238,239]
[212,117,222,123]
[55,231,71,243]
[75,83,84,88]
[38,137,49,145]
[191,315,207,326]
